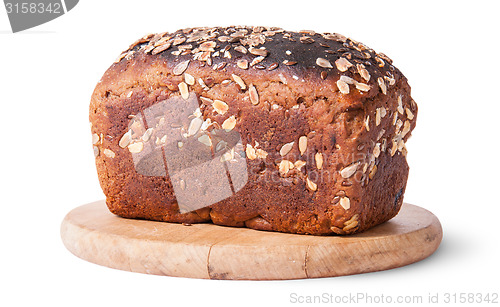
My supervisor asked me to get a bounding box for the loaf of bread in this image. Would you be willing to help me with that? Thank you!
[89,26,417,235]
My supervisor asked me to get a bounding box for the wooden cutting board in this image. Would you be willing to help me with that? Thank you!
[60,201,442,280]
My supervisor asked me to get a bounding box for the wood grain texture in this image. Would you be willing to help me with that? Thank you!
[60,201,442,280]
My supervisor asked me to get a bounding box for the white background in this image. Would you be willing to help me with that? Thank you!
[1,1,499,306]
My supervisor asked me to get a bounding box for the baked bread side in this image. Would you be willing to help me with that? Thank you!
[89,26,417,235]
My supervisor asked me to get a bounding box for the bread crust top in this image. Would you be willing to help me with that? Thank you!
[113,26,404,101]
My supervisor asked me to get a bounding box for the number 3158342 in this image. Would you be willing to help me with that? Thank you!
[5,2,62,14]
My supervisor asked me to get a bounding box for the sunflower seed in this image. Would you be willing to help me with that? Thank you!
[159,135,167,144]
[343,220,358,231]
[234,46,248,54]
[249,84,259,105]
[384,74,396,86]
[268,62,279,70]
[380,106,387,118]
[250,56,265,66]
[246,144,257,160]
[337,79,350,94]
[200,118,212,131]
[335,57,353,72]
[279,142,294,156]
[237,59,249,69]
[340,75,355,84]
[187,117,203,136]
[231,74,246,90]
[248,47,268,56]
[173,60,190,75]
[220,150,234,162]
[200,96,213,105]
[401,145,408,157]
[355,82,371,92]
[152,42,171,55]
[193,107,202,118]
[340,162,359,178]
[315,152,324,169]
[141,128,153,142]
[397,96,404,114]
[373,143,381,158]
[184,73,195,85]
[92,133,100,145]
[172,36,186,46]
[283,60,297,66]
[198,51,211,62]
[179,82,189,99]
[344,214,359,226]
[128,142,144,153]
[294,160,306,170]
[377,77,387,95]
[369,164,378,179]
[222,116,237,131]
[401,120,411,138]
[398,138,405,151]
[197,134,212,146]
[376,56,385,67]
[215,62,228,71]
[300,36,314,44]
[103,148,115,158]
[376,108,382,126]
[198,78,210,90]
[390,139,398,156]
[299,136,307,155]
[316,57,333,68]
[93,146,99,157]
[323,33,347,42]
[255,148,268,159]
[364,115,370,131]
[213,99,229,115]
[406,108,414,120]
[381,138,387,152]
[306,177,318,191]
[362,162,368,173]
[199,41,216,51]
[119,131,132,148]
[279,159,294,175]
[395,119,403,131]
[356,63,370,81]
[339,196,350,210]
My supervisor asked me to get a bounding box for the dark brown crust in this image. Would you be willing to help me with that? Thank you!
[89,26,417,235]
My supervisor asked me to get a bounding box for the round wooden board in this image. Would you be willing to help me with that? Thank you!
[61,201,442,280]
